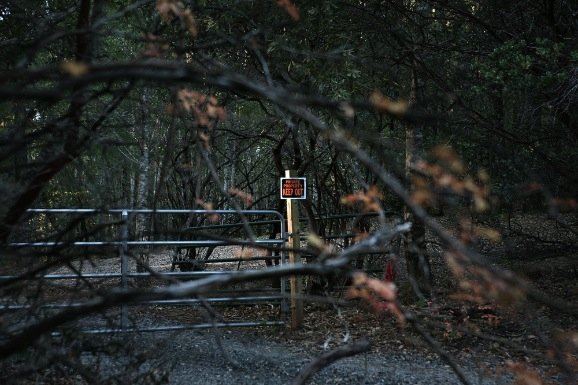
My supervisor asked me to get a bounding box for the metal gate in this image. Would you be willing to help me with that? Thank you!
[1,209,288,333]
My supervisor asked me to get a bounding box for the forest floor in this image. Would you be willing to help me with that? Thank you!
[132,212,577,385]
[227,211,578,384]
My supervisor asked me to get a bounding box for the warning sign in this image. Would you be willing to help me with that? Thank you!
[280,177,307,200]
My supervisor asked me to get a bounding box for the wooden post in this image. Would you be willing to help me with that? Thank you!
[285,170,303,329]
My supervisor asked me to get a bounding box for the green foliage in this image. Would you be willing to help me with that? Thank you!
[479,38,568,91]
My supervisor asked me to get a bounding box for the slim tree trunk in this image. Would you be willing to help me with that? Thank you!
[136,90,151,272]
[403,62,432,299]
[223,133,236,209]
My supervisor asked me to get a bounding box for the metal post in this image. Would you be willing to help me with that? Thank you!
[120,210,129,331]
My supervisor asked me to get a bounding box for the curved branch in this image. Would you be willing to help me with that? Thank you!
[291,338,371,385]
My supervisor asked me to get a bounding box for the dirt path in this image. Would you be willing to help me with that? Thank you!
[125,329,505,385]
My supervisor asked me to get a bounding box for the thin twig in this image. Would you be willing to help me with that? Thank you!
[404,311,473,385]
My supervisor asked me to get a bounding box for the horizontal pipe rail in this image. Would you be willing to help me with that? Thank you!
[0,271,231,280]
[201,255,281,263]
[25,208,285,215]
[0,257,281,282]
[72,321,287,335]
[302,211,399,221]
[8,239,285,248]
[1,296,286,310]
[182,219,281,232]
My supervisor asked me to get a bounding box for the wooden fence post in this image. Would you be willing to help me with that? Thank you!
[285,170,304,329]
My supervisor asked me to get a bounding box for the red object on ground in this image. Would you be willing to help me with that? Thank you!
[384,260,396,283]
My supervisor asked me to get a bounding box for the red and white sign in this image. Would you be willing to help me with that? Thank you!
[280,177,307,200]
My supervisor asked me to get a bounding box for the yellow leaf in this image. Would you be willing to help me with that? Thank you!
[449,159,465,174]
[307,232,325,250]
[351,271,368,286]
[473,195,489,212]
[477,168,490,183]
[474,226,501,241]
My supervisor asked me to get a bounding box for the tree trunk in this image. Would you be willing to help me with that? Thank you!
[136,90,151,272]
[403,62,432,299]
[223,133,236,209]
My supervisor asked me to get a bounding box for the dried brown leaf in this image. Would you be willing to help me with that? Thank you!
[432,145,458,162]
[505,361,544,385]
[61,60,89,77]
[473,226,501,241]
[234,247,255,260]
[228,187,253,206]
[369,91,408,116]
[182,8,198,37]
[411,189,433,206]
[156,0,179,23]
[364,277,397,302]
[277,0,300,21]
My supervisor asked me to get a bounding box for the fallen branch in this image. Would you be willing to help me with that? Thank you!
[291,338,371,385]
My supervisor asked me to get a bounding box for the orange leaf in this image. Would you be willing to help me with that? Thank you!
[353,231,369,243]
[431,145,457,161]
[369,91,408,116]
[233,246,255,260]
[411,189,433,206]
[156,0,179,23]
[182,9,198,37]
[228,187,253,206]
[505,361,544,385]
[551,197,577,210]
[364,277,396,302]
[195,199,220,223]
[276,0,300,21]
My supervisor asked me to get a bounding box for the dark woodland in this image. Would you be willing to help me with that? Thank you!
[0,1,576,384]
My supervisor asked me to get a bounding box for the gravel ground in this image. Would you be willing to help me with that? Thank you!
[119,329,505,385]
